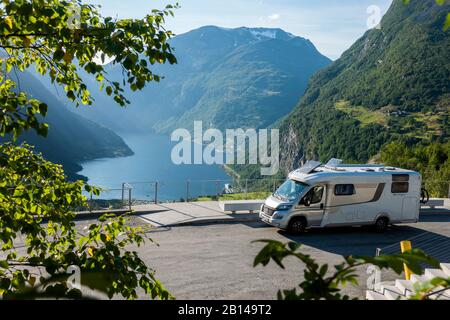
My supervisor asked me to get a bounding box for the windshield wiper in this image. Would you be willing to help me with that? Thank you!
[273,193,282,200]
[273,193,287,201]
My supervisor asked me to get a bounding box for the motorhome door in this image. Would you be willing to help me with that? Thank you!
[402,197,419,220]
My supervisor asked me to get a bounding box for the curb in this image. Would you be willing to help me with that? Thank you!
[419,209,450,216]
[73,210,260,226]
[133,211,261,228]
[73,209,131,220]
[165,216,261,228]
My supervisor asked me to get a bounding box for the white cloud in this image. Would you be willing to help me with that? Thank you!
[267,13,280,21]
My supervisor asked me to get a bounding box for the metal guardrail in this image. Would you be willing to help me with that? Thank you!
[376,232,450,266]
[78,178,285,213]
[82,179,450,213]
[122,183,133,211]
[84,184,133,212]
[125,179,286,204]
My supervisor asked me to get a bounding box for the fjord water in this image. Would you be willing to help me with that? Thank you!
[78,133,230,201]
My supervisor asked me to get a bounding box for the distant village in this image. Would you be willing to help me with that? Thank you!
[384,109,409,117]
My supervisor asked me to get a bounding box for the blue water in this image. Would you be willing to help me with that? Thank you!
[78,133,231,201]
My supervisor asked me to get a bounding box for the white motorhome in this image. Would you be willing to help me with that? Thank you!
[259,159,422,234]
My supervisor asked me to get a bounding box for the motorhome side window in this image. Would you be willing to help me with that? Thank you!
[334,184,355,196]
[391,174,409,193]
[310,186,324,204]
[300,186,324,205]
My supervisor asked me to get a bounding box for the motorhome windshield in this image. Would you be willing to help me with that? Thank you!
[274,179,309,201]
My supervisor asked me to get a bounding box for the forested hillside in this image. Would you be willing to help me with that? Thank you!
[276,0,449,172]
[380,141,450,196]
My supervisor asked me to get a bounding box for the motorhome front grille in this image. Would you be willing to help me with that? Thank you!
[262,205,275,216]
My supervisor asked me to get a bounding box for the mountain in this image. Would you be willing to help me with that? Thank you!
[61,26,331,133]
[5,71,133,180]
[276,0,450,172]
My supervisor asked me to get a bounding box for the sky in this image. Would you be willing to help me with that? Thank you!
[89,0,393,60]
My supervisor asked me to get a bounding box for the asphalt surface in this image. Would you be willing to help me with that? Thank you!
[4,212,449,300]
[126,213,450,300]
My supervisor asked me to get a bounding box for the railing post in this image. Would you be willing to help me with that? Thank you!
[128,187,132,211]
[121,183,125,203]
[216,180,220,199]
[245,179,248,199]
[400,241,413,280]
[154,182,158,204]
[186,180,189,202]
[89,192,93,213]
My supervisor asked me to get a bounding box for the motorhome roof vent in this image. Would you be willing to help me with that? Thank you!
[385,167,396,171]
[324,158,343,170]
[361,168,375,172]
[297,160,322,174]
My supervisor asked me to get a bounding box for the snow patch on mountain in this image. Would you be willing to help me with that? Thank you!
[250,29,277,39]
[247,28,295,40]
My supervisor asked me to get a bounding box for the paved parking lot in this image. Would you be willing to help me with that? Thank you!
[133,201,256,227]
[129,213,450,300]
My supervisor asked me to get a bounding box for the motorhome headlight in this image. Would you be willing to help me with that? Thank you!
[277,204,293,211]
[272,213,285,220]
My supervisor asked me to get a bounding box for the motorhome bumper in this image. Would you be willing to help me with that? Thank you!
[259,211,288,229]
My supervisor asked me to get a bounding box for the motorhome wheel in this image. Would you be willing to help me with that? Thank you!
[374,217,389,233]
[288,217,306,234]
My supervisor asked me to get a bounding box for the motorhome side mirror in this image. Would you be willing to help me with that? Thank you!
[304,198,311,207]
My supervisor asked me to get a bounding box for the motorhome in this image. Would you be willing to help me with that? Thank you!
[259,159,422,234]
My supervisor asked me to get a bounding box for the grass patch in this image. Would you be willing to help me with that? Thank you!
[412,112,444,136]
[336,101,447,140]
[335,100,388,127]
[396,111,446,140]
[193,191,271,202]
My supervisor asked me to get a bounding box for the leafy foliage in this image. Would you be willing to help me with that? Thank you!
[409,276,450,300]
[0,0,177,139]
[0,0,178,300]
[0,143,172,299]
[253,240,444,300]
